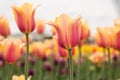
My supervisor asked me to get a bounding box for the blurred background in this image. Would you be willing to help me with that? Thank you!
[0,0,119,36]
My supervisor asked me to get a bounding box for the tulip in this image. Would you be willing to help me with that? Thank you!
[94,27,113,48]
[12,3,39,34]
[1,38,22,80]
[77,20,90,80]
[111,25,120,80]
[12,75,31,80]
[78,20,90,44]
[32,42,51,59]
[0,16,10,37]
[89,52,104,66]
[12,3,39,79]
[36,20,45,34]
[48,14,81,80]
[111,27,120,50]
[48,14,81,49]
[95,27,113,80]
[1,38,22,64]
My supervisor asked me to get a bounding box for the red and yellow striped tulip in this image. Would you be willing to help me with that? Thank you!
[12,3,39,34]
[1,38,22,64]
[48,14,81,49]
[94,27,113,48]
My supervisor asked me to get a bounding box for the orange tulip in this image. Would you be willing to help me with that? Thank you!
[78,21,90,43]
[48,14,81,49]
[12,3,39,34]
[94,27,113,48]
[36,20,45,34]
[0,16,10,37]
[1,38,22,64]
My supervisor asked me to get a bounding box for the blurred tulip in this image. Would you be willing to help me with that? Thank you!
[77,20,90,80]
[0,16,10,37]
[1,38,22,64]
[36,20,45,34]
[111,27,120,50]
[48,14,81,49]
[94,27,113,48]
[44,61,52,72]
[31,42,50,59]
[95,27,114,80]
[114,18,120,27]
[12,74,31,80]
[28,69,34,76]
[21,44,33,55]
[89,52,104,66]
[78,20,90,44]
[44,39,58,55]
[82,44,104,55]
[12,3,39,34]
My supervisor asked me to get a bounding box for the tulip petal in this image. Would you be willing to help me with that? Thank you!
[70,16,81,47]
[12,6,26,33]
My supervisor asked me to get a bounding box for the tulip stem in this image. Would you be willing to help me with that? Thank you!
[77,43,81,80]
[25,33,29,80]
[119,50,120,78]
[68,49,73,80]
[107,48,111,80]
[7,64,13,80]
[101,48,106,79]
[39,59,43,80]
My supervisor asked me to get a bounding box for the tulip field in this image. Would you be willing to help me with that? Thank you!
[0,2,120,80]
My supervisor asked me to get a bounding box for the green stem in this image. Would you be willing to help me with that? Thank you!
[118,50,120,78]
[68,49,73,80]
[99,48,106,79]
[77,43,81,80]
[24,33,29,80]
[7,64,13,80]
[56,65,61,80]
[107,48,111,80]
[39,60,43,80]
